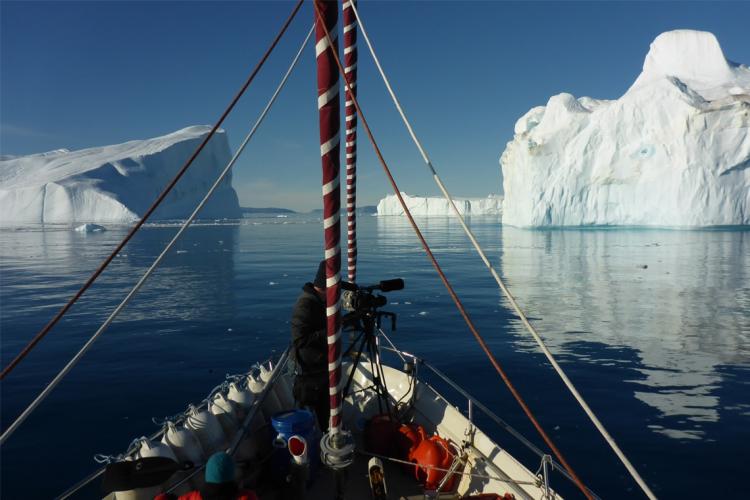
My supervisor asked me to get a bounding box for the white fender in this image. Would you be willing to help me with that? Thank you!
[247,373,265,394]
[259,364,273,383]
[210,392,239,440]
[136,437,178,461]
[185,404,228,455]
[227,382,254,421]
[161,421,205,466]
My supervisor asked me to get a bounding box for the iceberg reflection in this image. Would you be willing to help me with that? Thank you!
[498,227,749,439]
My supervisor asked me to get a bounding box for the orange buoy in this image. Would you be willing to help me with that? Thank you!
[396,423,422,459]
[408,429,457,491]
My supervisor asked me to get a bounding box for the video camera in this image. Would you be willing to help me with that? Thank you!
[341,278,404,313]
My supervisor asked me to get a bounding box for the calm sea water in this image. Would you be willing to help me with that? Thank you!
[1,215,748,498]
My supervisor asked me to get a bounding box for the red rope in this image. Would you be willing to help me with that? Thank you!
[314,0,344,433]
[312,3,593,498]
[0,0,305,382]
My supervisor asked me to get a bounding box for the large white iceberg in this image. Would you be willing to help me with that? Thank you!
[0,125,241,224]
[500,30,750,227]
[377,192,502,216]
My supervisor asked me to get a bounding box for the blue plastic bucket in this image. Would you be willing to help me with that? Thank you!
[270,409,320,483]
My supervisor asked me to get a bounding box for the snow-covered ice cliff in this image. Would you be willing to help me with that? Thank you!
[501,30,750,227]
[0,126,241,224]
[377,192,502,216]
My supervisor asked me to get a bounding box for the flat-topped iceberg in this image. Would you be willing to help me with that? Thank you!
[377,192,502,216]
[500,30,750,227]
[0,126,241,224]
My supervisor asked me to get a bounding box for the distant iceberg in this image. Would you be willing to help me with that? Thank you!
[377,192,502,216]
[0,126,241,224]
[501,30,750,227]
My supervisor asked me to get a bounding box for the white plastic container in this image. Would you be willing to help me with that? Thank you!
[210,392,240,440]
[161,421,205,465]
[185,404,228,455]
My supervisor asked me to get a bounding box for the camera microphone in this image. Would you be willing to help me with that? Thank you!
[378,278,404,292]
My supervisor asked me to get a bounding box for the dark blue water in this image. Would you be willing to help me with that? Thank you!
[1,216,748,498]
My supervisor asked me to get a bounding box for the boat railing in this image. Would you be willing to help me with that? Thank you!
[162,347,291,494]
[56,347,290,500]
[377,330,601,500]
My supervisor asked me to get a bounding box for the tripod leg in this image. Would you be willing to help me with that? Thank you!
[371,336,393,418]
[342,330,369,401]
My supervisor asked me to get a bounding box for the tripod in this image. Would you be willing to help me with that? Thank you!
[341,306,398,419]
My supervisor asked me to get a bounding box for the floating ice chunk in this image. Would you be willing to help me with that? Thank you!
[74,223,106,233]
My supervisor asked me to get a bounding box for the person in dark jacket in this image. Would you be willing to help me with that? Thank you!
[290,261,330,430]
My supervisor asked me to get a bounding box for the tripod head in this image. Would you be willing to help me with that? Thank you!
[340,279,405,421]
[341,279,403,332]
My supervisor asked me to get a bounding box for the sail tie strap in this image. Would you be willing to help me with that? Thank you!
[312,4,592,499]
[0,0,305,382]
[0,24,315,447]
[349,3,656,499]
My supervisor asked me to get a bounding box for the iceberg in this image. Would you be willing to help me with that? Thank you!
[500,30,750,227]
[377,192,502,216]
[0,126,241,224]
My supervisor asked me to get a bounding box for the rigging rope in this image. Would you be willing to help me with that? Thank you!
[0,0,305,382]
[0,24,315,447]
[358,451,540,488]
[312,4,593,499]
[342,0,359,282]
[348,3,656,499]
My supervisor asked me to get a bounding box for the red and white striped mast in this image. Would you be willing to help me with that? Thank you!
[314,0,354,473]
[342,0,358,283]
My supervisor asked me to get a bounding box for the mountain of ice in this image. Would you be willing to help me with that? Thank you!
[0,126,241,224]
[500,30,750,227]
[377,192,502,216]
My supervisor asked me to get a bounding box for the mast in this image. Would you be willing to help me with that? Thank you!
[314,0,344,435]
[342,0,358,282]
[315,1,355,486]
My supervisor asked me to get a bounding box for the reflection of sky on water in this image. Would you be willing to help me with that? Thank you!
[0,223,240,335]
[374,217,749,442]
[497,227,749,440]
[1,216,748,498]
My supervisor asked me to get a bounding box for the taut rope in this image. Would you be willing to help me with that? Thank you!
[0,0,305,382]
[312,4,593,498]
[0,23,314,447]
[349,4,656,499]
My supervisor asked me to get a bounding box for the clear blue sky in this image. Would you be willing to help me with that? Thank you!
[2,1,748,211]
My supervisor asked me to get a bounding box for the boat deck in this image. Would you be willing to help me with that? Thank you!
[255,450,430,500]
